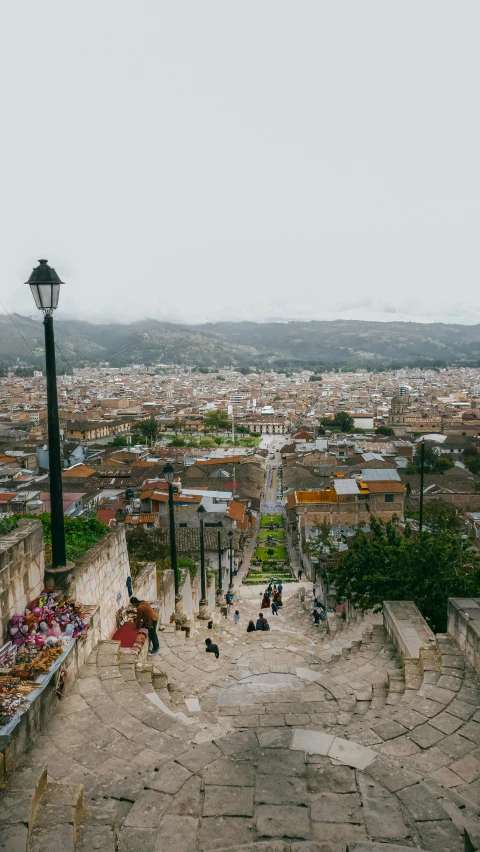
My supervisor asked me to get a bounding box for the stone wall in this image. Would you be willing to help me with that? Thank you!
[133,562,157,602]
[383,600,440,687]
[448,597,480,678]
[67,526,130,641]
[0,519,45,642]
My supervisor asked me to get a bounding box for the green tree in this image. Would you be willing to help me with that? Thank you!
[203,409,230,433]
[168,437,186,447]
[110,435,127,446]
[375,426,395,437]
[172,417,182,434]
[199,436,216,448]
[463,447,480,475]
[332,411,354,433]
[435,455,454,473]
[328,514,480,632]
[309,375,322,382]
[138,417,159,445]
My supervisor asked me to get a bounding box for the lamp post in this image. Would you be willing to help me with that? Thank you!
[197,505,209,619]
[26,260,66,568]
[163,462,184,621]
[216,521,224,606]
[419,440,425,532]
[228,529,234,591]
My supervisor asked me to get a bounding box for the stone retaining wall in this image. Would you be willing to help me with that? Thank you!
[0,519,44,642]
[448,597,480,678]
[383,600,439,686]
[133,561,157,602]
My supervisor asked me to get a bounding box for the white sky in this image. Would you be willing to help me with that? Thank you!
[1,1,479,325]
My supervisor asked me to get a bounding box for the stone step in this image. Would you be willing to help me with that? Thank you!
[0,765,47,852]
[28,780,84,852]
[347,845,433,852]
[76,798,118,852]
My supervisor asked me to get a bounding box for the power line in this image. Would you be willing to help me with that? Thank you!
[0,299,44,372]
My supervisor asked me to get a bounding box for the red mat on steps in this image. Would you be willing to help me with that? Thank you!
[112,620,140,648]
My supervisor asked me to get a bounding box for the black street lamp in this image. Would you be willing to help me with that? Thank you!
[419,440,425,532]
[197,505,209,618]
[228,529,234,591]
[216,521,224,606]
[26,260,66,568]
[163,463,179,597]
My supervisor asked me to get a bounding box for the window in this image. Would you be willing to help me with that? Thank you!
[384,494,394,503]
[179,522,187,527]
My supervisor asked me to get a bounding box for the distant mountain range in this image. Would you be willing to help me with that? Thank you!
[2,314,480,373]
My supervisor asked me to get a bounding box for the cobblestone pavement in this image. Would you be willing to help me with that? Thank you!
[2,551,480,850]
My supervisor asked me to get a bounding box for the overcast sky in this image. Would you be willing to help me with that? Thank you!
[1,2,479,325]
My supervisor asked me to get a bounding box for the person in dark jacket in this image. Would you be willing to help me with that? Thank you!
[205,638,220,658]
[256,613,270,631]
[247,620,256,632]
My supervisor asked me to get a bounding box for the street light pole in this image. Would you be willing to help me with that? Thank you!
[26,260,66,568]
[228,529,234,591]
[419,440,425,532]
[198,505,209,619]
[216,521,224,606]
[163,463,184,622]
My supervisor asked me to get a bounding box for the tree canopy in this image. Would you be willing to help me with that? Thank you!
[203,409,230,433]
[320,513,480,632]
[138,416,159,444]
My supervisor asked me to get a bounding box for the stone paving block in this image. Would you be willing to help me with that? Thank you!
[370,719,407,741]
[449,753,480,783]
[437,675,462,692]
[198,816,255,850]
[417,819,464,852]
[430,767,463,788]
[256,773,308,805]
[455,777,480,806]
[144,761,192,794]
[306,764,356,794]
[214,730,259,756]
[419,684,457,705]
[362,793,409,840]
[203,785,254,816]
[460,721,480,746]
[365,757,422,792]
[257,728,293,749]
[407,723,445,749]
[261,714,288,726]
[154,814,198,852]
[291,730,334,756]
[328,738,377,770]
[123,790,172,828]
[457,687,480,706]
[166,775,201,816]
[176,742,222,772]
[437,732,475,760]
[397,783,447,820]
[377,736,421,758]
[257,804,311,839]
[409,697,444,718]
[310,792,362,824]
[312,822,367,844]
[258,748,306,777]
[391,708,429,730]
[429,711,464,735]
[204,758,255,786]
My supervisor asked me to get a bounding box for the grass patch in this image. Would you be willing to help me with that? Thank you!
[257,529,285,542]
[254,546,287,561]
[260,515,284,528]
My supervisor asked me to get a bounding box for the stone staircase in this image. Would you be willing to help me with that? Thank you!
[1,586,479,851]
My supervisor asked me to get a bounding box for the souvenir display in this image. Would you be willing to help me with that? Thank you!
[0,590,91,729]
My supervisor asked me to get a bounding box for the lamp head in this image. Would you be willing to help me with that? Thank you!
[163,462,175,484]
[26,259,64,315]
[228,529,233,539]
[197,504,206,514]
